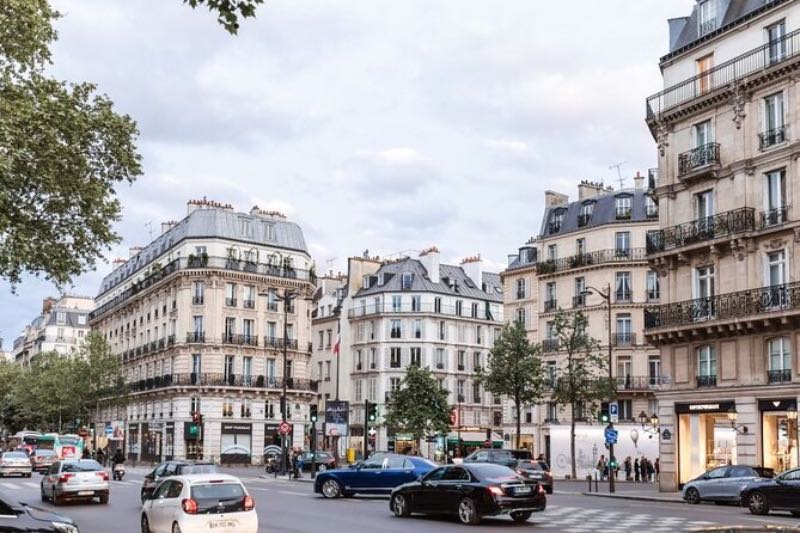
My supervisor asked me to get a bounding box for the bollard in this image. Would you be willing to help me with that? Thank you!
[594,472,599,492]
[586,475,592,492]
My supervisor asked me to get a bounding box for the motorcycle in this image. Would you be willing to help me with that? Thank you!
[112,463,125,481]
[265,455,279,474]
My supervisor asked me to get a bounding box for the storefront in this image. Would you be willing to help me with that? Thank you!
[759,399,798,473]
[141,422,163,463]
[387,432,416,455]
[676,401,737,485]
[445,431,504,457]
[164,422,175,461]
[128,424,140,462]
[220,423,252,465]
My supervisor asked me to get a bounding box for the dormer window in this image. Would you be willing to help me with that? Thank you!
[698,0,718,36]
[615,195,632,220]
[548,209,565,234]
[578,202,594,227]
[401,272,413,290]
[378,273,385,286]
[362,275,371,289]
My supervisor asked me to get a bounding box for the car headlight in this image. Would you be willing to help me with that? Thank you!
[51,521,79,533]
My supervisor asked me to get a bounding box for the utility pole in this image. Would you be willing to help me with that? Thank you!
[363,399,370,461]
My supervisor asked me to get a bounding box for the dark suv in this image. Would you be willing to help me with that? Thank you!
[463,449,533,468]
[0,490,79,532]
[140,460,216,502]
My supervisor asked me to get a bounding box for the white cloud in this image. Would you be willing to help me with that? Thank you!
[354,148,428,166]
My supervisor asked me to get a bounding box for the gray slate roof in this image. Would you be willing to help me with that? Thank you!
[45,309,88,328]
[355,258,503,302]
[539,188,651,237]
[666,0,784,57]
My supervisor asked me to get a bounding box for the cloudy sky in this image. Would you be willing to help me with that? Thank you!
[0,0,695,349]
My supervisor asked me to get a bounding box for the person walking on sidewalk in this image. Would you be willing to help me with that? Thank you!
[634,458,640,482]
[624,456,632,481]
[647,458,656,483]
[654,458,660,482]
[597,455,607,481]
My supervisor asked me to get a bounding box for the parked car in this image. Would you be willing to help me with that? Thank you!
[740,466,800,516]
[298,451,336,472]
[314,454,436,498]
[31,449,58,473]
[516,460,554,494]
[683,465,774,504]
[140,474,257,533]
[463,448,533,469]
[0,451,33,478]
[140,461,217,503]
[40,459,109,505]
[390,463,546,525]
[0,490,80,532]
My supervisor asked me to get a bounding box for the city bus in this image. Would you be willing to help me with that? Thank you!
[36,434,84,459]
[10,432,41,454]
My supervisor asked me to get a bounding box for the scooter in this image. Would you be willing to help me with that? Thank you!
[113,463,125,481]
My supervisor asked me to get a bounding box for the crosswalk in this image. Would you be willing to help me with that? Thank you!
[540,505,718,532]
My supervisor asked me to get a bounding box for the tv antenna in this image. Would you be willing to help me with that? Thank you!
[609,162,627,189]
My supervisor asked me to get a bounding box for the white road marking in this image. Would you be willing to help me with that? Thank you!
[276,490,310,497]
[24,482,38,489]
[1,482,18,490]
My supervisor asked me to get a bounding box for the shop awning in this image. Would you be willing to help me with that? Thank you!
[446,432,503,446]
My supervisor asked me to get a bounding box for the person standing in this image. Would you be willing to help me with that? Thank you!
[597,455,607,481]
[647,458,656,483]
[634,458,641,482]
[624,457,632,481]
[654,458,661,482]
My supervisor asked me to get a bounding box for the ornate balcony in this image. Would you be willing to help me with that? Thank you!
[767,369,792,384]
[192,296,204,305]
[543,299,558,313]
[186,332,206,343]
[612,333,636,347]
[759,126,786,150]
[542,339,559,353]
[130,373,317,393]
[678,142,720,177]
[535,248,647,276]
[614,375,670,391]
[697,375,717,388]
[646,207,755,254]
[761,205,789,228]
[243,299,255,309]
[572,295,586,308]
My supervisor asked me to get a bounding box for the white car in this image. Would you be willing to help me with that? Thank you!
[40,459,109,505]
[141,473,257,533]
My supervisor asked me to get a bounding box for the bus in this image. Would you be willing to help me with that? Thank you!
[36,434,84,459]
[10,432,41,454]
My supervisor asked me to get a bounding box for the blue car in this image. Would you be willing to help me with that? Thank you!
[314,454,436,498]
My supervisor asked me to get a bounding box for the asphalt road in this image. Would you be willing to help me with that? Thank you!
[1,467,799,533]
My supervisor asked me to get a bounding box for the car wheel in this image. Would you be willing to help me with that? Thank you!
[40,488,47,503]
[748,491,769,515]
[318,464,328,472]
[52,490,61,506]
[511,511,533,523]
[545,485,553,495]
[392,494,411,517]
[172,522,182,533]
[685,487,700,504]
[141,515,151,533]
[321,479,342,498]
[99,493,109,504]
[457,497,481,525]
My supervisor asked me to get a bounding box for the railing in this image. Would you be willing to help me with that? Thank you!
[543,300,558,313]
[90,256,315,321]
[542,339,560,353]
[192,296,204,305]
[535,248,647,276]
[612,333,636,346]
[615,209,632,220]
[645,282,800,330]
[647,28,800,118]
[243,299,255,309]
[767,369,792,384]
[347,302,498,321]
[678,143,720,175]
[648,168,659,190]
[646,207,755,254]
[186,332,206,343]
[225,298,237,307]
[616,375,669,390]
[615,291,632,304]
[130,373,318,392]
[547,221,562,234]
[223,334,258,347]
[759,126,786,149]
[572,295,586,308]
[697,375,717,388]
[762,205,789,227]
[577,213,591,227]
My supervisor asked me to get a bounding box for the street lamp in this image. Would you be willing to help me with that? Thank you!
[581,282,615,493]
[726,408,749,435]
[638,411,660,436]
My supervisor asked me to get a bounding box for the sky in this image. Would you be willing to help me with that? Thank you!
[0,0,696,349]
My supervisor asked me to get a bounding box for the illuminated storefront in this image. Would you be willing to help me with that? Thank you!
[676,401,737,485]
[760,399,798,473]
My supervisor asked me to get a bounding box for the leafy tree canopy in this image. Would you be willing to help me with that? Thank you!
[183,0,265,34]
[384,365,451,442]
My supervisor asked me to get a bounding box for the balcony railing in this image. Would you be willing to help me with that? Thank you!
[678,142,720,175]
[348,302,497,321]
[646,207,755,254]
[192,296,204,305]
[547,221,562,234]
[572,295,586,308]
[647,28,800,118]
[536,248,647,275]
[697,375,717,388]
[543,300,558,313]
[186,332,206,343]
[759,126,786,149]
[225,298,237,307]
[615,291,632,304]
[223,334,258,347]
[612,333,636,346]
[767,369,792,384]
[90,256,315,321]
[577,213,591,227]
[645,282,800,330]
[616,375,669,390]
[243,299,255,309]
[542,339,559,353]
[130,373,318,392]
[762,205,789,227]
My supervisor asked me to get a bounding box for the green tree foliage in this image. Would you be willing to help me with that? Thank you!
[183,0,265,34]
[384,365,451,447]
[0,0,142,289]
[548,309,615,479]
[475,321,544,449]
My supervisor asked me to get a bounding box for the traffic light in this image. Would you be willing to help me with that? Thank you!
[310,404,318,423]
[368,402,378,423]
[598,410,610,424]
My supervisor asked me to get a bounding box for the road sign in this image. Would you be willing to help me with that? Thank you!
[105,426,114,436]
[604,426,618,445]
[483,440,491,448]
[279,421,291,436]
[609,402,619,423]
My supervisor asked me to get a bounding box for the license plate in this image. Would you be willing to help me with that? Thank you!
[513,486,532,495]
[77,491,94,496]
[209,519,238,529]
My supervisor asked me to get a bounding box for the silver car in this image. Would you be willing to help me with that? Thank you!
[0,451,33,477]
[40,459,110,505]
[683,465,774,504]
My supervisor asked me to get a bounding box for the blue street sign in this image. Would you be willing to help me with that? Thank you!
[608,403,618,416]
[105,426,114,436]
[604,427,618,445]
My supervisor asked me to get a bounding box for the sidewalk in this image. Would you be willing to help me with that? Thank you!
[556,479,684,503]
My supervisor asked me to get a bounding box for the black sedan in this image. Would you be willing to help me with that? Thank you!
[0,490,80,532]
[516,460,554,494]
[389,463,546,525]
[740,466,800,516]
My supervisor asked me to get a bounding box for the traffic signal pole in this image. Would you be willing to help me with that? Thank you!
[363,399,370,461]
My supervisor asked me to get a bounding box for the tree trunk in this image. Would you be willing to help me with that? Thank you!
[515,398,522,450]
[570,401,577,480]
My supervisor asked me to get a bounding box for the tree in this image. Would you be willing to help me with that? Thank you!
[183,0,266,34]
[0,1,142,289]
[475,321,544,449]
[383,365,451,453]
[74,332,128,436]
[548,309,614,479]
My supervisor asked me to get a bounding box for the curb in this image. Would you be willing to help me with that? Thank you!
[581,492,686,504]
[257,475,314,484]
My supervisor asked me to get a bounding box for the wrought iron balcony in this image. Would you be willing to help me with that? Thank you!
[225,298,237,307]
[572,295,586,308]
[616,375,670,391]
[761,205,789,228]
[646,207,755,254]
[129,373,317,392]
[543,299,558,313]
[186,332,205,343]
[697,375,717,388]
[645,282,800,330]
[535,248,647,276]
[647,28,800,118]
[542,339,559,353]
[767,369,792,384]
[612,333,635,347]
[192,296,204,305]
[548,221,562,234]
[615,291,632,304]
[243,299,255,309]
[759,126,786,149]
[678,142,720,176]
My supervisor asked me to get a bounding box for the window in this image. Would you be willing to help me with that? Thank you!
[410,347,421,366]
[355,350,363,371]
[413,319,422,339]
[354,380,363,402]
[476,325,483,345]
[401,272,413,289]
[224,317,236,341]
[244,285,255,307]
[695,266,716,319]
[434,297,442,313]
[516,278,527,299]
[768,337,791,372]
[243,320,254,342]
[472,382,481,404]
[697,345,717,377]
[390,347,401,368]
[457,350,466,371]
[647,271,660,302]
[546,402,558,422]
[648,356,661,385]
[263,222,274,240]
[615,314,632,345]
[455,300,463,316]
[435,348,445,369]
[193,315,204,334]
[390,319,401,339]
[615,232,631,256]
[578,203,593,226]
[574,277,586,307]
[369,348,377,369]
[192,354,202,375]
[56,311,66,324]
[576,238,586,255]
[390,377,401,393]
[325,361,331,380]
[766,250,786,286]
[764,170,786,225]
[456,380,465,402]
[239,217,253,237]
[438,321,446,341]
[362,276,370,289]
[377,273,386,286]
[224,355,235,383]
[547,244,557,261]
[392,296,402,312]
[515,307,526,326]
[472,351,481,370]
[549,209,564,233]
[411,295,421,312]
[764,92,785,143]
[618,399,633,421]
[698,0,718,35]
[767,21,786,64]
[545,282,557,308]
[615,272,631,302]
[318,331,324,350]
[695,120,712,149]
[615,196,632,219]
[616,356,632,388]
[225,283,237,307]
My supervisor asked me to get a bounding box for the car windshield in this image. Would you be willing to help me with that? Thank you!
[180,464,217,475]
[2,452,27,459]
[62,461,101,472]
[754,468,775,478]
[191,482,246,513]
[517,461,544,471]
[467,463,518,481]
[60,437,80,445]
[35,450,56,457]
[510,450,532,460]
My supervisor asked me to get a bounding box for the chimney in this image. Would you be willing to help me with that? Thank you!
[250,206,287,219]
[668,17,689,52]
[129,246,144,258]
[187,197,233,215]
[577,180,605,201]
[346,255,381,294]
[545,190,569,207]
[419,247,440,283]
[460,254,483,288]
[634,171,645,190]
[42,297,56,315]
[112,258,126,269]
[160,221,178,235]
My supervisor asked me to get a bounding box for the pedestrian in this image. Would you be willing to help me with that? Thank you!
[597,455,607,481]
[634,458,640,482]
[82,447,91,459]
[292,449,301,479]
[95,447,105,466]
[624,457,632,481]
[655,458,660,482]
[647,459,655,483]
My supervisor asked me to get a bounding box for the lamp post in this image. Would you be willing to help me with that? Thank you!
[638,411,660,436]
[582,282,615,493]
[726,408,749,435]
